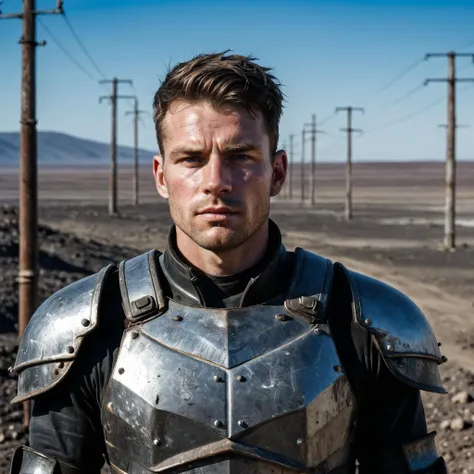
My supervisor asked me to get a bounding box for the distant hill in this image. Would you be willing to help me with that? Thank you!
[0,131,156,166]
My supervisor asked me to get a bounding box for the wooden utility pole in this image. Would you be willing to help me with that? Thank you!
[99,81,134,216]
[303,115,325,206]
[308,115,316,206]
[425,52,474,250]
[1,0,63,428]
[288,134,294,200]
[335,106,364,221]
[281,140,287,199]
[301,129,306,203]
[125,98,147,206]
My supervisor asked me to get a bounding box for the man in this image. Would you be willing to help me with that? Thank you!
[10,51,448,474]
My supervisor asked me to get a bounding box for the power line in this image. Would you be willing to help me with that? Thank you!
[317,112,336,127]
[363,82,474,136]
[367,35,474,100]
[359,45,474,134]
[318,136,345,156]
[380,83,426,111]
[362,83,427,130]
[365,95,446,134]
[374,57,426,96]
[62,12,107,80]
[37,17,98,81]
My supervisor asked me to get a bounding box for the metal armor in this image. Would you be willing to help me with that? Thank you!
[10,248,447,473]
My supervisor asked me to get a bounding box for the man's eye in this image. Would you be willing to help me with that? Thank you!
[231,154,251,161]
[181,157,202,164]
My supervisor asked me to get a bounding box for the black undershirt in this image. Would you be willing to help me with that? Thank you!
[162,219,291,308]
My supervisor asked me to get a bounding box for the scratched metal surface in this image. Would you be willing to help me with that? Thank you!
[101,306,354,472]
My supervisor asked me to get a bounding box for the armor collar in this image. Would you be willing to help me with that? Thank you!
[159,219,289,307]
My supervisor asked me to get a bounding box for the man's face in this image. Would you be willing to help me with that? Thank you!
[153,100,287,252]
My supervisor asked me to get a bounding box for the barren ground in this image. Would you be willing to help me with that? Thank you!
[0,161,473,472]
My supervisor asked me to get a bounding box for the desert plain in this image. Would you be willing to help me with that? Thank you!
[0,160,473,472]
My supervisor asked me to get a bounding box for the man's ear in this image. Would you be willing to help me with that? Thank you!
[153,154,169,199]
[270,149,288,197]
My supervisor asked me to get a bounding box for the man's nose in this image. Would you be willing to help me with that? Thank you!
[202,157,232,195]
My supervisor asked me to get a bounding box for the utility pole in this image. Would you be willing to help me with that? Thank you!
[1,0,63,429]
[301,129,306,203]
[281,140,287,200]
[303,115,325,206]
[125,98,148,206]
[288,134,294,200]
[425,52,474,250]
[335,106,364,221]
[99,80,134,216]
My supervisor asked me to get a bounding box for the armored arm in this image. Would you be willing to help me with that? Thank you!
[10,264,117,474]
[339,264,448,474]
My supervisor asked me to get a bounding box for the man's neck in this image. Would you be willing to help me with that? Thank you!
[175,221,269,277]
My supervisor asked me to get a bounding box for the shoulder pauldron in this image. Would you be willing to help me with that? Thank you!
[11,264,115,403]
[338,263,447,394]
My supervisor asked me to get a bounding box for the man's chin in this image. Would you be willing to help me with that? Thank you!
[195,227,244,252]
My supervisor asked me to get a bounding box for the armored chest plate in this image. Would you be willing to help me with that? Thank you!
[102,301,356,473]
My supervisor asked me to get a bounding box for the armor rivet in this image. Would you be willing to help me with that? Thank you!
[333,365,342,373]
[442,355,448,363]
[57,362,64,369]
[387,344,393,351]
[296,438,304,445]
[236,375,246,382]
[106,402,113,411]
[153,438,161,446]
[213,375,223,383]
[81,318,90,327]
[214,420,224,428]
[313,328,321,335]
[173,315,183,322]
[118,368,125,375]
[67,346,74,354]
[397,359,405,368]
[135,295,153,310]
[131,331,139,339]
[53,368,60,376]
[275,313,289,321]
[438,341,442,347]
[238,420,248,428]
[364,318,372,326]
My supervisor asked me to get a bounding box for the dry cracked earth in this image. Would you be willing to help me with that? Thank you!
[0,202,473,473]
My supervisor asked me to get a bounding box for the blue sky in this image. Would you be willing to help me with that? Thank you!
[1,0,473,162]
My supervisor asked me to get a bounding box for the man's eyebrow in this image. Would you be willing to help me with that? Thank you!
[222,143,263,153]
[169,143,263,157]
[169,146,202,157]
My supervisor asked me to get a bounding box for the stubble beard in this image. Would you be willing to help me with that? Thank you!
[170,201,270,253]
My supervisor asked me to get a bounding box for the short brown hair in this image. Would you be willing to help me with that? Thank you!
[153,50,285,156]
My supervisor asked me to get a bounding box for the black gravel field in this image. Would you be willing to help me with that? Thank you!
[0,204,473,473]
